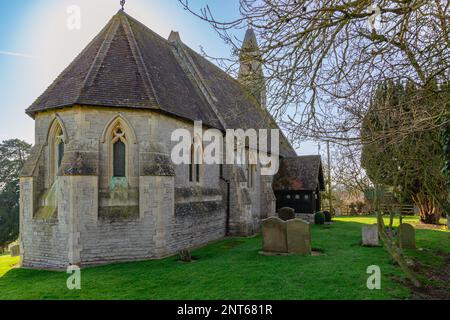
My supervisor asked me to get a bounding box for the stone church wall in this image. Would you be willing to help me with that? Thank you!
[20,107,230,268]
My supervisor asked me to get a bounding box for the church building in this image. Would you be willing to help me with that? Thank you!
[19,9,300,269]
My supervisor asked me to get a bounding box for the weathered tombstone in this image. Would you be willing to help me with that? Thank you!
[286,219,311,255]
[262,217,287,253]
[399,223,416,249]
[362,224,379,246]
[278,207,295,221]
[9,245,20,257]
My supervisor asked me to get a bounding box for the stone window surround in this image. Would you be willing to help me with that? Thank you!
[47,117,66,186]
[190,135,203,184]
[100,115,138,183]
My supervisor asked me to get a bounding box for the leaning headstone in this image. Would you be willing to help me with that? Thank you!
[362,224,379,246]
[286,219,311,255]
[262,217,287,253]
[399,223,416,249]
[278,207,295,221]
[9,245,20,257]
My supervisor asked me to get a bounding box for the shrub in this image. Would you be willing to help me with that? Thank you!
[314,212,325,225]
[323,211,332,223]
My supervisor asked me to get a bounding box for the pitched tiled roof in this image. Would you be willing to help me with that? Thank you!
[273,156,325,191]
[27,11,296,157]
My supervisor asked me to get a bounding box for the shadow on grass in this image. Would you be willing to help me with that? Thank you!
[0,217,448,300]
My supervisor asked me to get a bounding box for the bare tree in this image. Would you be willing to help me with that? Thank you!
[178,0,450,288]
[331,144,371,197]
[179,0,449,145]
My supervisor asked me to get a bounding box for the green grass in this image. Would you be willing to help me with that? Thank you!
[0,216,448,300]
[0,255,20,278]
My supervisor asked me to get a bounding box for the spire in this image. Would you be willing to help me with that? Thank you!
[120,0,126,11]
[240,28,259,56]
[238,27,266,109]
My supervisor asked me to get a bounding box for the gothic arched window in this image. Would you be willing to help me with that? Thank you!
[247,164,256,189]
[48,120,66,182]
[190,137,202,183]
[57,138,65,168]
[113,140,126,177]
[55,127,65,169]
[112,125,127,178]
[189,144,195,182]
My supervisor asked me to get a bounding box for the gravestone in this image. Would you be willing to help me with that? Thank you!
[262,217,287,253]
[278,207,295,221]
[362,224,379,246]
[9,245,20,257]
[286,219,311,255]
[399,223,416,249]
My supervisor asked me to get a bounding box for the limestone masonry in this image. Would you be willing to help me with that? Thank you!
[19,10,300,269]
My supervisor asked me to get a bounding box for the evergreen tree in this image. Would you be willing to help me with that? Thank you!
[361,81,448,224]
[0,139,31,246]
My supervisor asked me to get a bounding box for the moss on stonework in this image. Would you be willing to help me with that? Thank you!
[34,180,59,220]
[142,164,175,176]
[34,206,58,220]
[98,206,139,221]
[175,201,223,216]
[62,152,96,176]
[175,187,221,200]
[142,153,175,176]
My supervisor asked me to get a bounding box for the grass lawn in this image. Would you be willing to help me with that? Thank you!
[0,216,448,300]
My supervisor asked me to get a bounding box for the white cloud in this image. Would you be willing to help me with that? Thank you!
[0,51,35,59]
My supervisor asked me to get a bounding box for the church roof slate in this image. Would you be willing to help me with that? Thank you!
[273,156,325,191]
[26,11,297,157]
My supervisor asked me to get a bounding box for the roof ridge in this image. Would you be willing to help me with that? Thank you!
[183,46,295,154]
[183,46,271,124]
[25,18,114,116]
[168,35,226,128]
[78,15,121,98]
[122,11,174,46]
[119,13,160,107]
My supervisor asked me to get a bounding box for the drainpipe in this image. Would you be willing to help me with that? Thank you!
[220,174,231,236]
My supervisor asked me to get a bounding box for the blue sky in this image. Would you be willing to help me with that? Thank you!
[0,0,318,155]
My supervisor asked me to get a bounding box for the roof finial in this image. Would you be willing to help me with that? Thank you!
[120,0,126,11]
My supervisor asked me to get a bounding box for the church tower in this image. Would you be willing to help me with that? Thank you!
[238,28,266,109]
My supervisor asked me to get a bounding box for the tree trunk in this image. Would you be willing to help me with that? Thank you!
[412,192,441,225]
[376,211,421,288]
